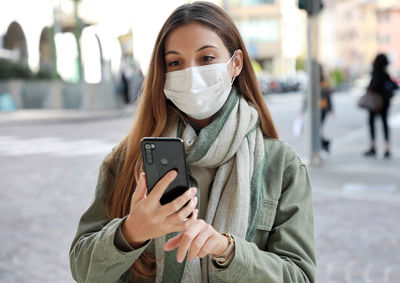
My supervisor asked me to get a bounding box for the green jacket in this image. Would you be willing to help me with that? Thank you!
[70,138,316,282]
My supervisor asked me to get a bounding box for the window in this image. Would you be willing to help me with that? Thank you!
[236,19,279,43]
[232,0,274,6]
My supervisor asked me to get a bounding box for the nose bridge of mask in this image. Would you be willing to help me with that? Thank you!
[190,66,212,88]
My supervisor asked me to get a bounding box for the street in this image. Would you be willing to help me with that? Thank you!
[1,90,399,282]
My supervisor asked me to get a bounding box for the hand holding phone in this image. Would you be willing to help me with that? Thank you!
[120,137,196,247]
[121,171,198,247]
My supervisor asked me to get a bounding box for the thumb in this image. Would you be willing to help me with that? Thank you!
[132,173,147,203]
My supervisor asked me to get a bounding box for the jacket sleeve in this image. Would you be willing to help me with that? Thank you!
[69,161,151,283]
[214,162,316,282]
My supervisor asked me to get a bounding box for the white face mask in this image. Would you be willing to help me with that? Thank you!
[164,51,236,120]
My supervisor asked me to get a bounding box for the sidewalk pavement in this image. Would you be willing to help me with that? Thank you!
[0,105,137,126]
[309,115,400,282]
[309,112,400,200]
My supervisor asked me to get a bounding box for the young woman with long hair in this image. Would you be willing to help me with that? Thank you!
[70,2,316,282]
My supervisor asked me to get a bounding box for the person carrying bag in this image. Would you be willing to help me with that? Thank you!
[362,54,398,158]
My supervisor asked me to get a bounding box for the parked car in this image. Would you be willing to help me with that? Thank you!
[259,74,302,95]
[279,78,300,93]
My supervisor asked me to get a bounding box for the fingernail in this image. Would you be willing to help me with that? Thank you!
[191,187,197,194]
[177,256,183,263]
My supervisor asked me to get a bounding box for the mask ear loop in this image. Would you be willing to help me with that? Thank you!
[227,50,237,65]
[227,50,237,86]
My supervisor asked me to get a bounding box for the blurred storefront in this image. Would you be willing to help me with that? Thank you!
[377,2,400,75]
[332,0,379,78]
[321,0,400,80]
[226,0,306,76]
[0,0,140,110]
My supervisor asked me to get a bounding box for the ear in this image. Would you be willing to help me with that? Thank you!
[232,49,243,78]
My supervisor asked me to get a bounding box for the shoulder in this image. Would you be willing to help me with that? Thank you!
[261,138,312,204]
[263,138,304,168]
[262,138,306,193]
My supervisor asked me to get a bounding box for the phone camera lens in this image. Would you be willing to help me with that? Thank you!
[145,144,151,149]
[150,144,156,149]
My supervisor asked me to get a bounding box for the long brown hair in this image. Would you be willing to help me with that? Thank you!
[104,1,278,281]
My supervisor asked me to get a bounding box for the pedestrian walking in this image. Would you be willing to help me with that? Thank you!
[319,66,334,153]
[363,54,398,159]
[119,58,131,104]
[298,64,334,154]
[69,2,316,283]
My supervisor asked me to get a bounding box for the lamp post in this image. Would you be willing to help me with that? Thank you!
[298,0,324,166]
[51,0,62,79]
[73,0,83,82]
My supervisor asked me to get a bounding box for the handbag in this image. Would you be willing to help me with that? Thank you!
[358,91,383,112]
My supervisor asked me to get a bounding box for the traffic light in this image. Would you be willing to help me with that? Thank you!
[298,0,323,16]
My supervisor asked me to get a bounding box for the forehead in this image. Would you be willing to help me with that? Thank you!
[164,22,227,53]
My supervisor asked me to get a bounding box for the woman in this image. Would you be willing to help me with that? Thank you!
[70,2,316,282]
[364,54,398,158]
[320,65,334,153]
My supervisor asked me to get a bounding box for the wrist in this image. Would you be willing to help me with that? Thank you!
[121,217,147,249]
[213,233,231,257]
[212,234,235,264]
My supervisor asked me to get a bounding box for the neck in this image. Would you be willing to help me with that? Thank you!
[186,116,213,128]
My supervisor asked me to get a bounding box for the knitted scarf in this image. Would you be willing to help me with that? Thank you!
[153,89,266,283]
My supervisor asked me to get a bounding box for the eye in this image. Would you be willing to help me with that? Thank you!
[168,60,181,67]
[201,56,215,63]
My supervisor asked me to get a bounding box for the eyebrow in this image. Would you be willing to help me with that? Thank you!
[165,45,218,56]
[196,45,218,52]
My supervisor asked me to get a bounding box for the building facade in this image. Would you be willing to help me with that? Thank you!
[376,2,400,74]
[0,0,128,83]
[321,0,400,78]
[227,0,306,76]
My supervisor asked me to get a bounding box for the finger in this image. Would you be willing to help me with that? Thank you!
[176,220,204,263]
[131,173,147,203]
[163,233,183,251]
[169,209,199,234]
[165,196,198,223]
[162,187,197,216]
[191,209,199,220]
[187,228,210,261]
[147,170,177,203]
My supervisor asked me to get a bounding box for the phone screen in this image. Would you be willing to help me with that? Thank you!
[141,137,190,205]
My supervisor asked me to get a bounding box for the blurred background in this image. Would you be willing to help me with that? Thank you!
[0,0,399,282]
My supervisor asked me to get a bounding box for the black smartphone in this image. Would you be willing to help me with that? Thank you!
[140,137,190,205]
